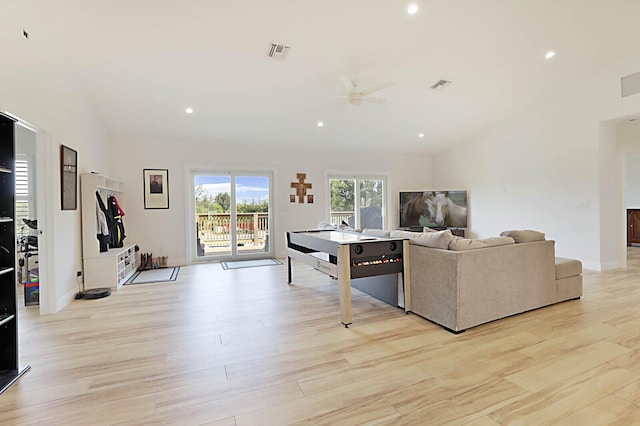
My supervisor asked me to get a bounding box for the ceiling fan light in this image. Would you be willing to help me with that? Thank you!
[349,93,363,106]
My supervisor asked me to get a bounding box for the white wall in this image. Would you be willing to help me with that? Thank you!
[15,125,38,217]
[0,7,110,312]
[625,153,640,207]
[619,122,640,207]
[108,134,433,263]
[15,125,36,155]
[432,57,640,271]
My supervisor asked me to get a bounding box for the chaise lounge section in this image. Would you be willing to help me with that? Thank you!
[390,229,582,333]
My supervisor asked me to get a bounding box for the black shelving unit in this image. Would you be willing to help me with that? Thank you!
[0,113,30,394]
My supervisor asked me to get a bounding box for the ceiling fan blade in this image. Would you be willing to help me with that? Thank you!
[340,77,354,92]
[363,97,385,104]
[360,80,393,96]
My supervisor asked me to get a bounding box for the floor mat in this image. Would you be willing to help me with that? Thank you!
[124,267,180,285]
[220,258,282,270]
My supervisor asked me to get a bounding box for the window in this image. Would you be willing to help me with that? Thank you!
[329,175,386,229]
[15,156,32,236]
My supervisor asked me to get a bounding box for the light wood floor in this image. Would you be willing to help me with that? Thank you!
[3,251,640,425]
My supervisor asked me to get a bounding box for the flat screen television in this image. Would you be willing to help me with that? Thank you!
[399,190,468,229]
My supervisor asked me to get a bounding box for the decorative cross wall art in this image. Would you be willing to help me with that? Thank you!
[290,173,312,203]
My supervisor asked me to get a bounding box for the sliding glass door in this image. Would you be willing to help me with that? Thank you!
[191,171,272,260]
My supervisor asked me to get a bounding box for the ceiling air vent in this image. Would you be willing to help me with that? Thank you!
[430,79,452,90]
[267,43,290,60]
[621,71,640,98]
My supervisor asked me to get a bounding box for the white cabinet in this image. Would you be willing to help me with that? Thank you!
[83,244,138,290]
[81,173,137,290]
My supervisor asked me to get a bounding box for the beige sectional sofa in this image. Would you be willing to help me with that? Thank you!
[390,229,582,333]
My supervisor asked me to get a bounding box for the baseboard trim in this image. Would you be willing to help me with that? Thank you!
[583,260,622,272]
[58,287,78,313]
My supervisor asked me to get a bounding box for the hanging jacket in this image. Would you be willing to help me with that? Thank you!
[95,191,110,252]
[113,195,126,217]
[108,195,126,248]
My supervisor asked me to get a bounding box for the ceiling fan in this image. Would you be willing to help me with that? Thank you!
[337,78,394,106]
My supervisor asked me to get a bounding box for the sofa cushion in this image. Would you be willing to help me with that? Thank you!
[448,236,515,251]
[500,229,545,243]
[337,224,362,232]
[317,222,364,233]
[390,229,454,249]
[317,221,336,230]
[362,228,391,237]
[555,257,582,279]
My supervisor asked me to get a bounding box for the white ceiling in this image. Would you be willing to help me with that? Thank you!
[6,0,640,154]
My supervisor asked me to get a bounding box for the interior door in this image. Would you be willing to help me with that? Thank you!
[627,209,640,246]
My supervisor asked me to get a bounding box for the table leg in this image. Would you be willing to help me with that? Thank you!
[287,256,292,285]
[337,244,351,327]
[402,240,411,312]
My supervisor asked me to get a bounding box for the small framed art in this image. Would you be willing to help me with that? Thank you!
[143,169,169,209]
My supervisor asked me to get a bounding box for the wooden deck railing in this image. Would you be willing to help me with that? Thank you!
[196,211,355,253]
[197,213,270,249]
[329,211,353,226]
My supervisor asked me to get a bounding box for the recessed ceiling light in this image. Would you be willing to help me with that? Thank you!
[408,3,418,15]
[418,133,424,138]
[545,51,555,59]
[317,121,324,127]
[185,107,194,114]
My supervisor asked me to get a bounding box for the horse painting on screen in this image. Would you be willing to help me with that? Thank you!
[399,190,467,229]
[425,191,467,227]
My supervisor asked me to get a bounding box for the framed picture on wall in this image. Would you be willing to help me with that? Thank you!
[60,145,78,210]
[143,169,169,209]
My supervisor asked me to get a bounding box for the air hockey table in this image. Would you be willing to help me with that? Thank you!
[286,230,411,327]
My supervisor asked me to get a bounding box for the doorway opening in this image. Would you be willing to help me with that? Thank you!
[4,112,52,314]
[14,123,40,307]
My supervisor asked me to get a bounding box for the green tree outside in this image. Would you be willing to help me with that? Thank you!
[195,185,268,214]
[360,179,383,208]
[330,179,354,211]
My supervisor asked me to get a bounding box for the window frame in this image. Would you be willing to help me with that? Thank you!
[327,173,388,229]
[186,167,275,262]
[15,154,34,236]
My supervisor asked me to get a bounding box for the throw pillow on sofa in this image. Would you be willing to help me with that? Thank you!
[362,228,391,237]
[317,221,336,230]
[390,229,454,249]
[448,236,515,251]
[499,229,545,243]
